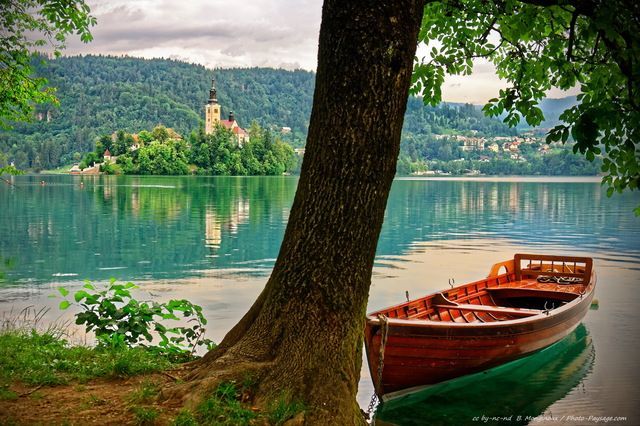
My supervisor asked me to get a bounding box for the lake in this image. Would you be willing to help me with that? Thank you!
[1,174,639,425]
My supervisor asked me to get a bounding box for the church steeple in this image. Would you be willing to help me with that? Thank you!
[205,73,221,133]
[208,76,218,105]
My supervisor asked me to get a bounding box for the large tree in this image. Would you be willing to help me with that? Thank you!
[163,0,425,423]
[165,0,638,423]
[3,0,637,422]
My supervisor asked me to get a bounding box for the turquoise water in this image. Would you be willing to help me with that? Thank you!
[1,175,639,424]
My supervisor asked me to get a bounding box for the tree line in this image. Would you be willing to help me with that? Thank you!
[398,135,602,175]
[0,54,587,175]
[83,123,297,176]
[0,55,313,171]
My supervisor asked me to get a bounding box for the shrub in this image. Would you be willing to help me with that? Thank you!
[52,279,215,361]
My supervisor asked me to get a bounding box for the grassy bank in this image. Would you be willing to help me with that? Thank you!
[0,308,305,425]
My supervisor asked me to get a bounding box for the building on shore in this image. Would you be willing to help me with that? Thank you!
[205,75,249,145]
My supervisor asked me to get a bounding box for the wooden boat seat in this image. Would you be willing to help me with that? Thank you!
[433,303,541,317]
[487,287,579,303]
[433,292,540,317]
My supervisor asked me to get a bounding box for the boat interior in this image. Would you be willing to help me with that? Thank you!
[376,254,593,324]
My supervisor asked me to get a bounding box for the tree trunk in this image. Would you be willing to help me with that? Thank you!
[169,1,425,423]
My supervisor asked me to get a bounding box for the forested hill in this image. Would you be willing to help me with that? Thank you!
[0,55,316,170]
[44,55,316,136]
[2,54,566,172]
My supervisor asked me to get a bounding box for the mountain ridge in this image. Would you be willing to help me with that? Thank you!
[0,54,578,171]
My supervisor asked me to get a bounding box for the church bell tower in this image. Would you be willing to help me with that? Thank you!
[205,75,221,134]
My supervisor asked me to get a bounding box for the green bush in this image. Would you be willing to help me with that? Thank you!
[52,279,215,361]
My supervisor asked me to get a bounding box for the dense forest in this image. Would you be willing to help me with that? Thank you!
[0,55,598,176]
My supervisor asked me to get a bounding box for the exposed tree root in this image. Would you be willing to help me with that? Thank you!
[159,360,272,409]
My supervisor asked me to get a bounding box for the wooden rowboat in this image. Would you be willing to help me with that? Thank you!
[364,253,596,401]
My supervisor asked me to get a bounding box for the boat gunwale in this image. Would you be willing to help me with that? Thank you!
[366,253,595,328]
[365,290,593,329]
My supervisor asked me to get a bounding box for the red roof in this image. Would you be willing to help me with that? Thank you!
[232,127,248,136]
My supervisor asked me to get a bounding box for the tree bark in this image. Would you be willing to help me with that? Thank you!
[171,1,426,423]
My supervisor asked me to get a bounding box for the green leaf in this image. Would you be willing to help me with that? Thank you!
[59,287,69,296]
[59,300,70,310]
[74,290,90,302]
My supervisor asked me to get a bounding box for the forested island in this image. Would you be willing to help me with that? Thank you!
[0,55,600,176]
[81,123,297,176]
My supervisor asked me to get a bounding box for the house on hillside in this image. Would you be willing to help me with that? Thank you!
[461,138,486,151]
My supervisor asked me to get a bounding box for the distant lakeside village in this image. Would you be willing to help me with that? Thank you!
[67,74,599,177]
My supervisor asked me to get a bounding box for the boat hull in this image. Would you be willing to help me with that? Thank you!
[364,254,596,400]
[373,324,595,424]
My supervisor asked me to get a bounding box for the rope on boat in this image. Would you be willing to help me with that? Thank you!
[537,275,584,285]
[365,313,389,420]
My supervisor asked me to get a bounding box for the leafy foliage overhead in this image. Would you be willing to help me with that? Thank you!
[0,0,96,128]
[414,0,639,204]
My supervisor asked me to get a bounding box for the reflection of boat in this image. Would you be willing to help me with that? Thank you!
[365,254,596,400]
[374,323,595,425]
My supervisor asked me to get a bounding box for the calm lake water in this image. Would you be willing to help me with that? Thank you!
[1,174,639,425]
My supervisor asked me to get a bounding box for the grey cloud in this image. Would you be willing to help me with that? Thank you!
[61,0,322,70]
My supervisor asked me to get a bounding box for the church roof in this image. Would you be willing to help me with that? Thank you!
[232,127,249,137]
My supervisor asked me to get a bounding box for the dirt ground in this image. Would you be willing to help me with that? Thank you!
[0,372,186,425]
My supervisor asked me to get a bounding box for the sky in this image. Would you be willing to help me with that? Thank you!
[61,0,576,105]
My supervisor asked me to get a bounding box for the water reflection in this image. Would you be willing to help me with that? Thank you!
[2,175,638,290]
[0,175,296,290]
[379,177,634,255]
[374,324,595,426]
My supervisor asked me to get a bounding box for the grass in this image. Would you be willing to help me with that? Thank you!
[173,381,307,426]
[126,380,161,404]
[0,307,175,388]
[129,405,161,425]
[0,307,307,425]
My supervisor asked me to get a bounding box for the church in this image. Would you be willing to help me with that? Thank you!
[205,75,250,145]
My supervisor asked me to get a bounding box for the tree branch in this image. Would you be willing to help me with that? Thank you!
[566,10,579,61]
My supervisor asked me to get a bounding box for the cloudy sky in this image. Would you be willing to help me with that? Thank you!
[62,0,574,105]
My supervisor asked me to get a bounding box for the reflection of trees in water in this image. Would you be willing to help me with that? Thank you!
[1,176,634,285]
[379,179,610,255]
[0,176,297,285]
